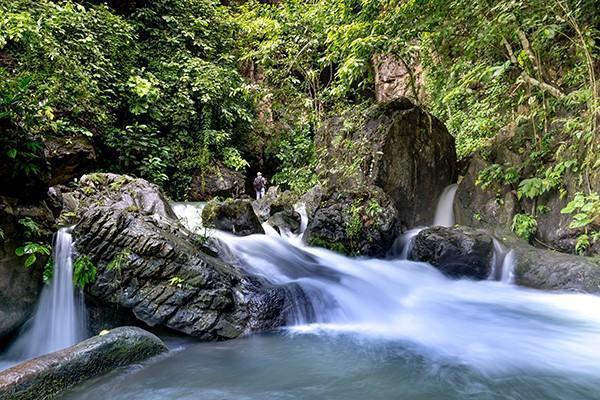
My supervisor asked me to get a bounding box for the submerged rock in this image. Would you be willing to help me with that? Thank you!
[202,198,264,236]
[0,327,167,400]
[409,226,494,279]
[304,187,398,257]
[67,173,296,340]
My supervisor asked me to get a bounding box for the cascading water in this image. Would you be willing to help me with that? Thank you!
[432,183,458,227]
[171,202,207,234]
[63,203,600,400]
[1,227,87,368]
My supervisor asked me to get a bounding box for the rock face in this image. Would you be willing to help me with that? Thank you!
[374,54,425,103]
[66,173,294,340]
[44,135,97,186]
[202,199,264,236]
[317,98,457,228]
[0,327,167,400]
[0,197,55,339]
[189,165,244,201]
[409,226,494,279]
[267,208,301,235]
[512,244,600,293]
[304,187,398,257]
[455,136,599,256]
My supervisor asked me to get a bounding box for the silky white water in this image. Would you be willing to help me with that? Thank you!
[1,228,87,369]
[433,183,458,227]
[63,201,600,399]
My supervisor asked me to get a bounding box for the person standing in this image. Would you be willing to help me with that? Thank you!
[253,172,267,200]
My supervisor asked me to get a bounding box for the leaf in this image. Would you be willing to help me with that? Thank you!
[24,254,37,268]
[14,247,25,256]
[7,148,17,159]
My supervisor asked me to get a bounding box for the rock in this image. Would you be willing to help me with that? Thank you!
[512,243,600,292]
[0,197,55,339]
[304,186,398,257]
[252,186,282,223]
[267,208,301,235]
[203,199,264,236]
[374,54,424,103]
[189,164,244,201]
[455,154,519,229]
[299,184,323,223]
[0,327,167,400]
[455,149,598,256]
[43,135,96,186]
[316,98,456,228]
[409,226,494,279]
[69,173,296,340]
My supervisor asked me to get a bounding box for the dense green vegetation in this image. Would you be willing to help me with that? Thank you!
[1,0,598,250]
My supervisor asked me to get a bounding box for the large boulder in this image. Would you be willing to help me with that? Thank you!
[0,197,55,339]
[409,226,494,279]
[316,98,457,228]
[512,243,600,293]
[455,130,599,256]
[304,187,398,257]
[202,198,264,236]
[65,173,295,340]
[0,327,167,400]
[43,136,96,186]
[189,164,244,201]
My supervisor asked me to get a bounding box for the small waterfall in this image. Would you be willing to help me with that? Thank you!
[171,202,206,234]
[388,227,423,259]
[500,250,516,283]
[433,184,458,227]
[3,227,87,364]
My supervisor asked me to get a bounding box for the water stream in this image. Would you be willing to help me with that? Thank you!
[61,195,600,399]
[0,227,87,370]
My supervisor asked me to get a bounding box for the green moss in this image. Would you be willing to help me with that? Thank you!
[309,236,348,255]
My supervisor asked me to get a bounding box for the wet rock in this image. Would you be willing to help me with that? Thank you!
[316,98,456,228]
[455,154,518,230]
[44,135,96,186]
[202,199,264,236]
[409,226,494,279]
[267,208,301,235]
[189,164,244,201]
[0,327,167,400]
[304,187,398,257]
[300,184,323,223]
[512,243,600,293]
[0,197,55,339]
[69,173,295,340]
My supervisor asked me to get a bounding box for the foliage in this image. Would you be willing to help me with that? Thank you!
[15,242,51,268]
[17,217,41,239]
[107,250,131,272]
[271,125,318,194]
[168,276,185,288]
[561,192,600,254]
[73,255,97,288]
[512,213,538,241]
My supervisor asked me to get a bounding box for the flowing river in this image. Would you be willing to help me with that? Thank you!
[60,200,600,400]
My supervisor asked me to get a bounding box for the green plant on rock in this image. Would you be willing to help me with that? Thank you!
[168,276,185,288]
[561,192,600,254]
[15,242,51,268]
[512,213,538,241]
[43,258,54,284]
[73,255,97,289]
[345,201,363,240]
[107,250,130,272]
[18,217,41,239]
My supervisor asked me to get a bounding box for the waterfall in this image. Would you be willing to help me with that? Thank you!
[3,228,87,365]
[217,232,600,374]
[500,250,516,283]
[433,184,458,227]
[171,202,206,234]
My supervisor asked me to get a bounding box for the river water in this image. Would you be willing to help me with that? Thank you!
[61,197,600,400]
